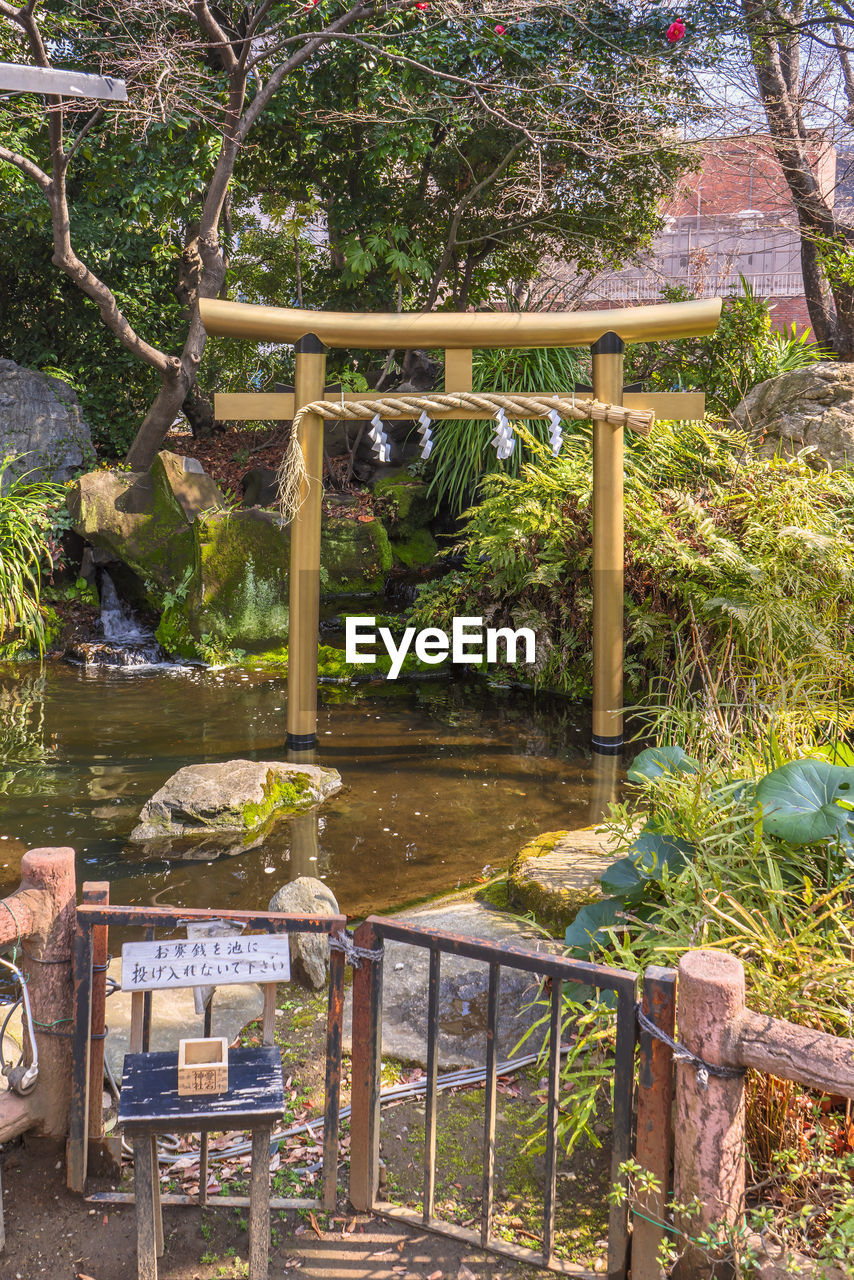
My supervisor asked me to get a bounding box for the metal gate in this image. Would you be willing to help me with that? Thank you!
[347,916,638,1280]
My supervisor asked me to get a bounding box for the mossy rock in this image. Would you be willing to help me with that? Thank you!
[507,828,619,936]
[373,469,432,526]
[66,451,227,604]
[320,517,392,594]
[184,508,289,646]
[389,525,439,569]
[130,759,342,841]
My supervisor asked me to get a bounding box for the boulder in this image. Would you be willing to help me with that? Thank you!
[321,515,392,594]
[0,358,95,488]
[268,875,340,989]
[507,827,619,936]
[732,362,854,468]
[130,759,342,841]
[185,508,290,645]
[67,450,227,597]
[373,469,439,568]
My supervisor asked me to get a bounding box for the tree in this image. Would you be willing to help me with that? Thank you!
[739,0,854,357]
[0,0,718,468]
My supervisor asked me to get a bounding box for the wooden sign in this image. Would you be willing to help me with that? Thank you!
[121,934,291,991]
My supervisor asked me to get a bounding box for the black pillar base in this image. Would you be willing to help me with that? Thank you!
[286,732,318,751]
[591,734,623,756]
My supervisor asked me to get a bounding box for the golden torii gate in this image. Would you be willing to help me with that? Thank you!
[199,297,721,754]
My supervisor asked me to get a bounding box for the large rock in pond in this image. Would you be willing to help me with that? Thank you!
[268,876,340,989]
[67,450,227,595]
[507,827,620,936]
[0,359,95,488]
[733,363,854,469]
[130,759,342,841]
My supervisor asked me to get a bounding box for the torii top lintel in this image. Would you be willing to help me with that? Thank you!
[199,297,722,349]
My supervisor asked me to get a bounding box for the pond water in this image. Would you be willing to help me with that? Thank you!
[0,662,619,918]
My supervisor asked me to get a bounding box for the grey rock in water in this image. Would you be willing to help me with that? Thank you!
[733,362,854,469]
[130,759,342,841]
[0,358,95,487]
[268,876,340,989]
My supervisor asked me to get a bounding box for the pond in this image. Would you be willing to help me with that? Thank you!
[0,661,618,918]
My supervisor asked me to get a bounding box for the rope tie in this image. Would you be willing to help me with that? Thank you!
[328,930,384,968]
[636,1004,746,1090]
[277,391,655,521]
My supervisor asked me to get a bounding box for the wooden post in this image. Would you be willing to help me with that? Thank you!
[348,921,383,1211]
[591,332,625,755]
[633,966,677,1280]
[287,334,327,750]
[673,950,746,1280]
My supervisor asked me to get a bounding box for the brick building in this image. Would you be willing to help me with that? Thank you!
[560,135,840,334]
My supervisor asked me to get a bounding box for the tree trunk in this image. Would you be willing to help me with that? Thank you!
[182,385,218,438]
[125,369,192,470]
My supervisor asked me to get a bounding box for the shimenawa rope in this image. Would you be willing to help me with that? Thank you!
[276,391,655,523]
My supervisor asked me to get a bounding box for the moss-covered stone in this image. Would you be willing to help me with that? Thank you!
[66,451,227,604]
[507,827,619,936]
[373,470,432,526]
[373,470,439,569]
[320,516,392,594]
[242,769,313,829]
[154,603,199,660]
[390,525,439,568]
[185,508,289,646]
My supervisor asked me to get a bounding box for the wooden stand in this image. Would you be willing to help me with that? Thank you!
[119,1047,285,1280]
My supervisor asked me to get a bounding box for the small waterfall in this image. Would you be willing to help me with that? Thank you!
[99,573,153,644]
[67,572,166,667]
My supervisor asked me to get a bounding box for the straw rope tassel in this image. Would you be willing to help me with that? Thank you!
[276,392,654,522]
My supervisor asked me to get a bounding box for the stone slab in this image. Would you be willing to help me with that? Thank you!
[344,893,562,1069]
[507,827,620,935]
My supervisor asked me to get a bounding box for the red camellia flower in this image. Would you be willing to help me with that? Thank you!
[666,18,686,41]
[494,22,506,33]
[415,3,429,9]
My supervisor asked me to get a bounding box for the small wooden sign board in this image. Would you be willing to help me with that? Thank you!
[121,933,291,991]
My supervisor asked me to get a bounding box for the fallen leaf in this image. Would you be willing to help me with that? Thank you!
[308,1211,323,1239]
[428,1271,443,1279]
[344,1216,357,1234]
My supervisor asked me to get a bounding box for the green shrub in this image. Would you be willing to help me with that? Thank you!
[427,344,588,514]
[0,460,66,655]
[409,418,854,733]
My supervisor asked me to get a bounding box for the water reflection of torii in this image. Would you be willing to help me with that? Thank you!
[200,298,721,759]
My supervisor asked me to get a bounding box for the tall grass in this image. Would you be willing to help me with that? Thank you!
[0,459,64,655]
[427,344,588,514]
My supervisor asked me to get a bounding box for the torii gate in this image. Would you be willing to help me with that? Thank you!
[199,297,721,754]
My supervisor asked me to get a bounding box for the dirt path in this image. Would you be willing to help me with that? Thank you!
[0,1141,564,1280]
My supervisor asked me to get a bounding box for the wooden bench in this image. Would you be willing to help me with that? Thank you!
[117,932,290,1280]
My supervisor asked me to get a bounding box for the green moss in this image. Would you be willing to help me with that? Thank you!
[390,526,438,569]
[321,517,392,594]
[155,603,200,659]
[507,829,610,936]
[373,471,431,526]
[187,509,289,645]
[473,875,511,911]
[241,768,313,830]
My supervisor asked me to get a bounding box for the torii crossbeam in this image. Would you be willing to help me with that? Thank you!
[200,297,722,754]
